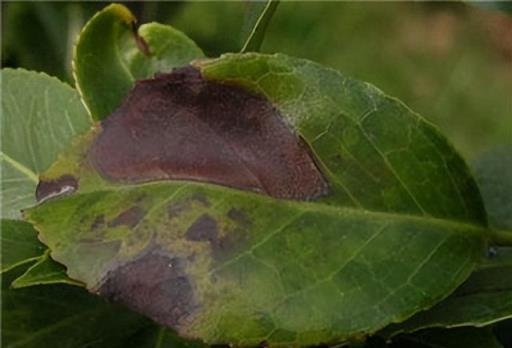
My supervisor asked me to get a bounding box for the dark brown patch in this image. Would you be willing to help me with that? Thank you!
[108,206,145,228]
[35,175,78,202]
[90,66,328,200]
[185,214,218,242]
[90,215,105,230]
[185,212,248,261]
[227,208,251,229]
[167,194,209,220]
[167,202,187,220]
[98,249,197,328]
[190,192,210,207]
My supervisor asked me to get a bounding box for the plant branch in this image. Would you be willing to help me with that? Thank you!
[240,0,279,53]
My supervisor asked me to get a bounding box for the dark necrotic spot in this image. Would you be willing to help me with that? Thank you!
[90,66,328,200]
[90,215,105,230]
[97,248,197,328]
[35,175,78,202]
[108,206,145,228]
[185,214,218,242]
[185,213,247,261]
[227,208,251,229]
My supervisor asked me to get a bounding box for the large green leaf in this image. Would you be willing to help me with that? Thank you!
[0,68,91,219]
[73,4,204,120]
[26,52,492,346]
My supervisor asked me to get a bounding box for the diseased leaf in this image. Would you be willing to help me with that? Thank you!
[73,4,204,120]
[27,182,485,347]
[1,219,45,272]
[27,53,492,347]
[84,66,327,201]
[0,68,91,218]
[195,54,487,223]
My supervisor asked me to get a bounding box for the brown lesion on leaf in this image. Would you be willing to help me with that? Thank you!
[90,214,105,230]
[185,214,218,243]
[227,208,251,229]
[35,175,78,202]
[185,212,250,262]
[167,194,209,220]
[90,65,328,200]
[108,206,145,228]
[97,248,198,329]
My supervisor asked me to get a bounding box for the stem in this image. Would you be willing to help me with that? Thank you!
[490,228,512,246]
[240,0,279,53]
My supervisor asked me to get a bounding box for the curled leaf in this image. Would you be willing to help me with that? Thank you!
[73,4,204,120]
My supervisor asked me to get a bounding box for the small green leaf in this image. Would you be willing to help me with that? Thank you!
[122,22,204,81]
[1,219,45,273]
[0,68,91,219]
[11,251,83,288]
[240,0,279,53]
[73,4,204,120]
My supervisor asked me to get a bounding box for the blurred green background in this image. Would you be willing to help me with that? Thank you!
[2,1,511,161]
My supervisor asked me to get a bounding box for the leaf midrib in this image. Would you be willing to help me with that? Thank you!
[46,179,489,235]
